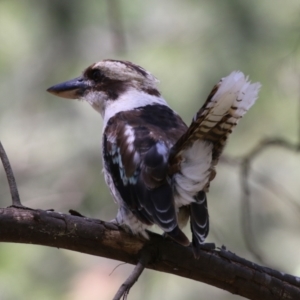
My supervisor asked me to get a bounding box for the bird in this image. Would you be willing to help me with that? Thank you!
[47,59,261,258]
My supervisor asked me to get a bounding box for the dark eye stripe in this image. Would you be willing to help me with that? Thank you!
[90,69,104,82]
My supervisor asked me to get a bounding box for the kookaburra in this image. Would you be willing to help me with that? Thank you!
[47,59,260,257]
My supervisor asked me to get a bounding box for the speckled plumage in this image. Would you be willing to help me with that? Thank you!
[47,60,261,257]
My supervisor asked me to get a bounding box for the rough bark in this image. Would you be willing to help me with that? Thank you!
[0,206,299,300]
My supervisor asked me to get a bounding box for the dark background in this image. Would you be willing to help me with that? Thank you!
[1,1,300,299]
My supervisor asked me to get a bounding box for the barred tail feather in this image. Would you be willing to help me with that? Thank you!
[194,71,261,143]
[205,72,261,162]
[168,71,260,256]
[170,71,261,158]
[190,191,209,259]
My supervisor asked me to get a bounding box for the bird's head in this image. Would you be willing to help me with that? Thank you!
[47,59,163,120]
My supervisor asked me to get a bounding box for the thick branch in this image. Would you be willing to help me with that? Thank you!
[0,206,299,300]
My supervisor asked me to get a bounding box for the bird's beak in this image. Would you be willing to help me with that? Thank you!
[47,76,88,99]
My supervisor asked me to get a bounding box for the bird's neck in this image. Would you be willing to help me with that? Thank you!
[103,88,169,129]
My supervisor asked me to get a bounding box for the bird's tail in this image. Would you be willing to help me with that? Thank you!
[190,191,209,258]
[171,71,261,166]
[169,71,261,257]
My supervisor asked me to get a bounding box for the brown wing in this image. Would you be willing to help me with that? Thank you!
[103,104,190,246]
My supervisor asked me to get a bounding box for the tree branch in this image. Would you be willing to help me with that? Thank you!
[113,252,150,300]
[0,206,299,300]
[0,141,22,207]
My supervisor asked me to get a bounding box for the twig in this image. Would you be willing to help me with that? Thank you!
[239,138,300,265]
[221,137,300,266]
[239,138,298,161]
[113,252,150,300]
[298,79,300,146]
[109,262,127,276]
[240,158,265,264]
[0,141,22,207]
[252,170,300,215]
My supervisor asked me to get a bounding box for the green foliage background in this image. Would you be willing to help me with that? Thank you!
[1,1,300,299]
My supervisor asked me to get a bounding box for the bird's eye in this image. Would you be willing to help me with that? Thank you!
[90,69,103,82]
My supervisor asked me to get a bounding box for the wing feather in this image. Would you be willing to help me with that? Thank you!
[103,106,189,246]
